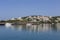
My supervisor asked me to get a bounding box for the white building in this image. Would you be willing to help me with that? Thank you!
[18,17,21,19]
[11,18,15,20]
[17,17,23,20]
[28,16,32,18]
[42,16,49,21]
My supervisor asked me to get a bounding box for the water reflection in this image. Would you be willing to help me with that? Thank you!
[5,23,60,32]
[51,24,57,32]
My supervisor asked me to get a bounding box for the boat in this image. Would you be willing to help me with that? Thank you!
[26,23,32,26]
[5,23,12,27]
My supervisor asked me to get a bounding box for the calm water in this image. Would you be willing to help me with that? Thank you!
[0,23,60,40]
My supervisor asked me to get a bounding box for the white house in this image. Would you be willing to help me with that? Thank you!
[42,16,49,21]
[11,18,15,20]
[17,17,23,20]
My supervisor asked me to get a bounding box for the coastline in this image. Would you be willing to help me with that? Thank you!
[0,15,60,25]
[0,21,58,25]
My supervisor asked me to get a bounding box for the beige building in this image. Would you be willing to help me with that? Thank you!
[57,18,60,20]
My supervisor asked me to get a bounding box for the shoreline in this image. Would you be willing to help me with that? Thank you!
[0,22,59,25]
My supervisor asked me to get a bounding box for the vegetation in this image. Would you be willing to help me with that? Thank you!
[0,16,60,24]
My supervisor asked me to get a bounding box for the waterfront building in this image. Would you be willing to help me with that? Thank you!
[11,18,15,20]
[42,16,49,22]
[17,17,23,20]
[28,16,32,18]
[57,18,60,21]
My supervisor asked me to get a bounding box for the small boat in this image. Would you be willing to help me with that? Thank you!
[5,23,12,27]
[26,23,32,26]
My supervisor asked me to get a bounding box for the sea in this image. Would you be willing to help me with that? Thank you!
[0,23,60,40]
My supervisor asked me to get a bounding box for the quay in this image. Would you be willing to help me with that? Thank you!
[0,22,41,25]
[0,22,53,25]
[0,23,5,25]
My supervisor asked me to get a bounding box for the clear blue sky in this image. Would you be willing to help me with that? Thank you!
[0,0,60,19]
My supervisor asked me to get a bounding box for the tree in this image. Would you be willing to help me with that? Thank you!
[50,17,57,23]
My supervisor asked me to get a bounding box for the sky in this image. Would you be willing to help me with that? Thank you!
[0,0,60,20]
